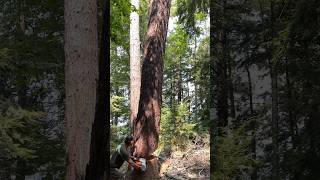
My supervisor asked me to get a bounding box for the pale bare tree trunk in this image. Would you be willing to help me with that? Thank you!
[65,0,100,179]
[130,0,141,124]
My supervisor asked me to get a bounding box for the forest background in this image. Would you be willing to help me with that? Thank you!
[0,0,320,179]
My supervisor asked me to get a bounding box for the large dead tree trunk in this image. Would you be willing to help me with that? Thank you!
[85,2,109,179]
[130,0,141,125]
[65,0,108,179]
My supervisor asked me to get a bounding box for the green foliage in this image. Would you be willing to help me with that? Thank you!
[111,95,128,116]
[212,125,258,179]
[166,25,189,59]
[0,98,39,177]
[176,0,209,34]
[111,0,130,48]
[139,0,149,46]
[110,42,129,88]
[0,97,66,179]
[158,102,197,154]
[0,99,41,159]
[175,103,197,140]
[110,125,131,152]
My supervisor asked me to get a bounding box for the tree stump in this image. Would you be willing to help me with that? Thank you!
[125,155,160,180]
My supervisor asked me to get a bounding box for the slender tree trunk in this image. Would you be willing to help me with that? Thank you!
[245,57,254,115]
[270,28,280,180]
[270,1,280,179]
[65,0,107,179]
[17,0,26,35]
[227,56,235,119]
[193,36,198,120]
[15,160,26,180]
[285,58,296,149]
[246,63,257,180]
[113,115,119,126]
[113,87,120,126]
[130,0,141,125]
[169,80,174,108]
[178,56,183,102]
[133,0,171,159]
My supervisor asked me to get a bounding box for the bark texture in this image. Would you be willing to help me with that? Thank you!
[270,1,279,179]
[126,156,160,180]
[85,2,109,180]
[130,0,141,124]
[133,0,171,158]
[65,0,101,179]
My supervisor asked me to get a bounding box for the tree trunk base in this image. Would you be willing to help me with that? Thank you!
[125,155,160,180]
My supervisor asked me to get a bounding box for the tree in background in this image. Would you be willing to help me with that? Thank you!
[208,0,320,179]
[130,0,141,125]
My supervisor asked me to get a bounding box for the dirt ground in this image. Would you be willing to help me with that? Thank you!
[159,137,210,180]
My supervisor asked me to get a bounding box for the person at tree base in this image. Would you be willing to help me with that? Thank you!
[110,135,143,180]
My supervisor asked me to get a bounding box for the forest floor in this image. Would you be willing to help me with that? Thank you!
[120,136,210,179]
[159,136,210,179]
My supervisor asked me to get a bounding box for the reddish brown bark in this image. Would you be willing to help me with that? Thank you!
[133,0,171,158]
[126,156,160,180]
